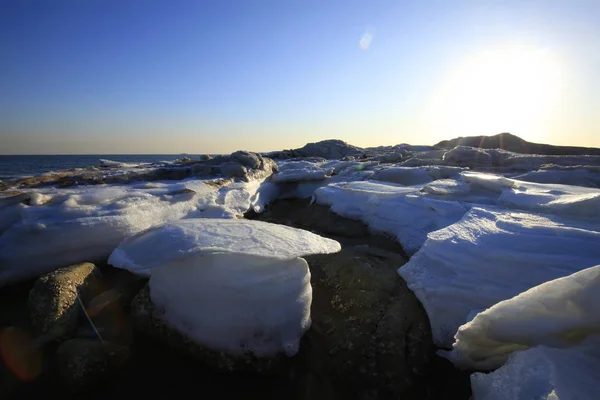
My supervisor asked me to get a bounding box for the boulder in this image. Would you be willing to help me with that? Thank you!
[219,162,248,178]
[29,263,102,340]
[232,150,262,169]
[56,338,129,392]
[79,269,147,343]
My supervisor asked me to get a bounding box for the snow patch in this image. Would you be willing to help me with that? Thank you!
[470,335,600,400]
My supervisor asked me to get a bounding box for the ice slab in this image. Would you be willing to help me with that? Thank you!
[398,208,600,348]
[108,218,341,275]
[441,265,600,370]
[109,218,340,357]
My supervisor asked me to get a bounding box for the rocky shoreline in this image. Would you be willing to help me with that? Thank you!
[0,199,471,399]
[2,135,599,399]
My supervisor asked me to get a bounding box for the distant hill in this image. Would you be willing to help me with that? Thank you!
[434,133,600,156]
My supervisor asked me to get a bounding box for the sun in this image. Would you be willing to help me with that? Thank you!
[427,45,563,142]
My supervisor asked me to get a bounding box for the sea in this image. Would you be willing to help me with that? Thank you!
[0,154,190,181]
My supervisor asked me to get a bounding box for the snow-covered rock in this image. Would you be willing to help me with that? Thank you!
[311,171,600,260]
[513,167,600,188]
[269,139,364,160]
[470,335,600,400]
[271,160,333,183]
[4,151,277,190]
[501,154,600,171]
[398,208,600,348]
[314,181,469,255]
[370,166,466,186]
[0,179,269,286]
[109,219,340,358]
[441,265,600,370]
[370,167,433,186]
[99,159,147,168]
[372,152,404,163]
[443,146,493,168]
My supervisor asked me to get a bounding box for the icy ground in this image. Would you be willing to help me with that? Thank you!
[1,142,600,398]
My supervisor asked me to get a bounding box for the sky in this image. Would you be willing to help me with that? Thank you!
[1,0,599,154]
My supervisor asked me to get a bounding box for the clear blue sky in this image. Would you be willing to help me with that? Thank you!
[1,0,599,154]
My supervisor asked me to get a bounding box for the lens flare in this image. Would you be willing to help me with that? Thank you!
[0,327,42,381]
[359,28,375,50]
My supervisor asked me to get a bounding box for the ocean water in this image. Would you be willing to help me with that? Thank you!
[0,154,189,180]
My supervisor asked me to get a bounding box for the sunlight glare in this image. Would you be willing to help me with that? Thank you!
[428,45,563,142]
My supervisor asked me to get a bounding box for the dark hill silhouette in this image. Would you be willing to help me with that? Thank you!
[434,132,600,156]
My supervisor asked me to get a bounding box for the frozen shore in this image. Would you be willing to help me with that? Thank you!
[1,135,600,399]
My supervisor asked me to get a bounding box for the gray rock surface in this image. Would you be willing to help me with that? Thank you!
[56,338,129,392]
[29,262,102,339]
[248,199,447,398]
[304,245,433,399]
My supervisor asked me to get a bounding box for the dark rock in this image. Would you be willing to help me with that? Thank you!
[303,245,433,399]
[29,263,102,340]
[150,167,191,181]
[246,198,408,256]
[80,272,147,344]
[232,151,262,169]
[56,338,129,392]
[270,140,364,160]
[130,284,288,373]
[191,164,218,176]
[220,162,248,178]
[246,199,466,398]
[434,132,600,156]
